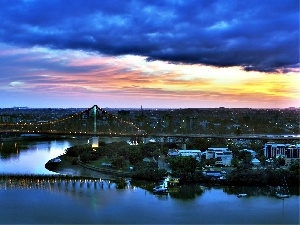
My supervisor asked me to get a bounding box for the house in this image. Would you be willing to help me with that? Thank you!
[168,149,179,157]
[251,158,261,167]
[143,158,151,163]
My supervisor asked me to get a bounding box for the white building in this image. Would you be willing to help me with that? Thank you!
[167,149,202,161]
[205,147,232,166]
[206,148,229,159]
[178,150,201,158]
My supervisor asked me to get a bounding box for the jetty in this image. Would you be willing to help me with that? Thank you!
[0,174,113,190]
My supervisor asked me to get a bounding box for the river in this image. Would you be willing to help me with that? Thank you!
[0,138,299,224]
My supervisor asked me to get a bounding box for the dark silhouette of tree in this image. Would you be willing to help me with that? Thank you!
[168,156,197,174]
[235,127,242,136]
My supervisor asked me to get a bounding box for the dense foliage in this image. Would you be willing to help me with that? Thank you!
[167,156,205,184]
[131,161,167,181]
[64,141,168,181]
[227,165,300,186]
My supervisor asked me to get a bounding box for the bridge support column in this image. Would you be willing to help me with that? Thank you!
[92,105,99,148]
[92,136,99,148]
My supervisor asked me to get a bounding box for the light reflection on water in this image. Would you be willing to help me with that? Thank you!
[0,137,127,175]
[0,138,299,224]
[0,181,299,224]
[0,140,77,174]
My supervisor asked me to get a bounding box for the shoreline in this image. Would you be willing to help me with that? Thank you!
[44,154,300,189]
[45,155,116,179]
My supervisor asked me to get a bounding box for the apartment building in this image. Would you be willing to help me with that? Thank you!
[264,142,300,166]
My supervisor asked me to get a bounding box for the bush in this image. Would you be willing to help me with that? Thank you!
[71,158,78,165]
[65,144,91,157]
[132,162,167,181]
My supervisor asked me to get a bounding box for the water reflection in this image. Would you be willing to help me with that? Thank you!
[0,139,88,174]
[169,185,204,199]
[0,175,299,224]
[1,174,299,205]
[0,175,110,191]
[0,138,298,224]
[0,142,21,159]
[223,185,300,197]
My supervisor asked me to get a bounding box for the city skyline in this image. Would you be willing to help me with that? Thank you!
[0,0,299,109]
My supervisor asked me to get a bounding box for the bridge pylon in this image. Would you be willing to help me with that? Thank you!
[91,136,99,148]
[92,105,99,148]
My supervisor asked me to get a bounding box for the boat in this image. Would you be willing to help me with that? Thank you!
[153,176,169,194]
[276,193,290,199]
[237,193,248,198]
[50,157,62,163]
[275,176,290,199]
[153,185,169,194]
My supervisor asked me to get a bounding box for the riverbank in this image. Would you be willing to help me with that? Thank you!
[46,155,121,179]
[76,159,132,177]
[48,154,299,188]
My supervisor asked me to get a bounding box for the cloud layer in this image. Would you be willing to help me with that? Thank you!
[1,0,298,72]
[0,43,299,108]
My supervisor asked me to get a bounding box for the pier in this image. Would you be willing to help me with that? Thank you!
[0,174,114,190]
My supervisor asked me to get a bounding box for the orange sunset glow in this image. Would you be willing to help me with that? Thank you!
[0,1,298,108]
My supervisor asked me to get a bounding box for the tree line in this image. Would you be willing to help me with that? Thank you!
[63,139,300,186]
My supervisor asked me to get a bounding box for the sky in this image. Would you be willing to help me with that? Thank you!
[0,0,299,109]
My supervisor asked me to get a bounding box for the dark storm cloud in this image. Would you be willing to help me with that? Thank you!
[0,0,298,72]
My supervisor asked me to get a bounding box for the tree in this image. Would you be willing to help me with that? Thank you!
[115,178,127,189]
[127,146,143,165]
[186,138,210,151]
[140,142,160,158]
[132,161,167,181]
[65,144,91,157]
[168,156,197,174]
[235,127,242,136]
[111,156,127,169]
[237,151,252,165]
[277,156,285,166]
[231,157,239,167]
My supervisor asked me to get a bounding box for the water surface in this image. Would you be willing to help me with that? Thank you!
[0,139,299,224]
[0,182,298,224]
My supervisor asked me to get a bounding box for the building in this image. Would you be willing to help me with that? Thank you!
[205,147,232,166]
[168,149,179,157]
[178,150,201,158]
[251,158,261,167]
[264,143,300,166]
[285,144,300,166]
[167,149,202,161]
[264,143,286,158]
[206,147,229,159]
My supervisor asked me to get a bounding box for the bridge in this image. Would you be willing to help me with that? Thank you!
[1,105,299,142]
[151,133,300,141]
[0,105,146,137]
